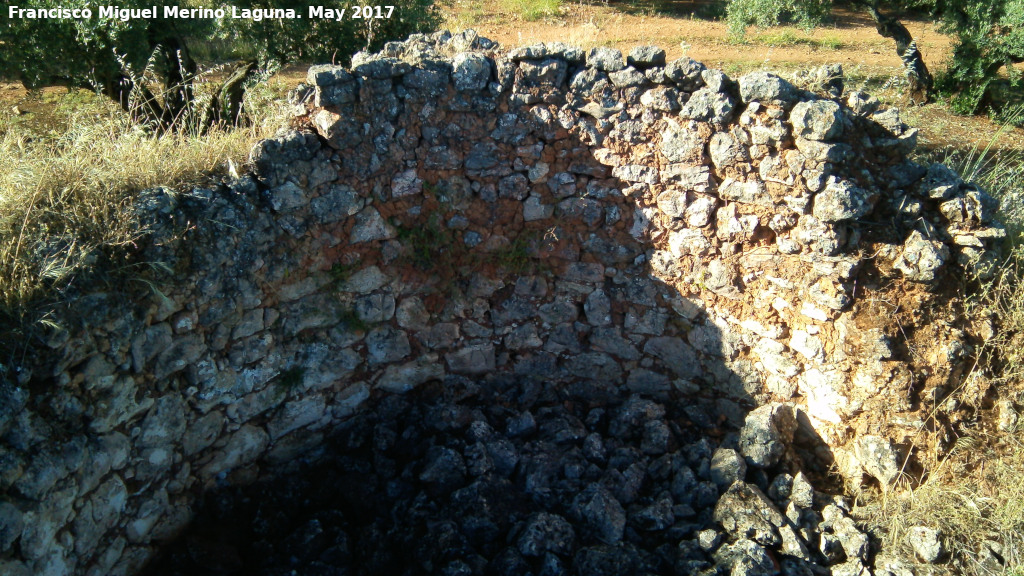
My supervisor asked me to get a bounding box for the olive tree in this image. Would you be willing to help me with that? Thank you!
[938,0,1024,113]
[726,0,1024,110]
[0,0,439,131]
[727,0,935,103]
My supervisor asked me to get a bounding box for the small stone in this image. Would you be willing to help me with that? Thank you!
[704,259,742,300]
[909,526,945,563]
[738,71,797,105]
[713,482,787,548]
[685,197,716,227]
[738,403,797,468]
[587,47,625,71]
[268,181,308,212]
[661,120,705,163]
[419,446,466,493]
[894,230,950,283]
[391,169,423,198]
[340,266,387,294]
[812,178,871,222]
[714,538,776,576]
[698,529,722,551]
[351,207,397,243]
[709,448,747,489]
[517,513,575,557]
[681,88,735,124]
[0,501,24,551]
[572,484,627,544]
[306,64,353,87]
[608,67,647,88]
[854,435,903,486]
[446,345,496,375]
[376,356,445,393]
[709,131,750,169]
[584,289,612,327]
[311,184,363,223]
[633,494,674,530]
[365,326,411,364]
[628,46,667,68]
[790,100,843,141]
[916,162,962,200]
[452,52,491,92]
[612,164,659,184]
[790,472,815,508]
[665,57,706,90]
[640,87,680,111]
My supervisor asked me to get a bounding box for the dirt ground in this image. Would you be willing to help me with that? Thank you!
[451,3,952,71]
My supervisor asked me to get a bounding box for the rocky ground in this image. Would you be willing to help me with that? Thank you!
[139,377,923,576]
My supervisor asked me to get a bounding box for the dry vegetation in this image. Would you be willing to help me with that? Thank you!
[0,82,291,320]
[861,128,1024,575]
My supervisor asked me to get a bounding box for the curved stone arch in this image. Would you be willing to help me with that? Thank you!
[0,29,1000,575]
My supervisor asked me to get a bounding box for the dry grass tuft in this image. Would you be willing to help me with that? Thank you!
[865,434,1024,574]
[0,86,289,319]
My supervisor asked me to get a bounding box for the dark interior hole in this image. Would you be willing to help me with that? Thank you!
[138,377,764,576]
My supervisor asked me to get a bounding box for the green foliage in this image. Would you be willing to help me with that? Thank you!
[397,212,454,272]
[725,0,831,36]
[494,233,537,275]
[225,0,441,67]
[276,366,306,389]
[936,0,1024,114]
[328,261,357,287]
[725,0,1024,113]
[730,28,842,49]
[0,86,284,320]
[0,0,440,129]
[336,307,369,332]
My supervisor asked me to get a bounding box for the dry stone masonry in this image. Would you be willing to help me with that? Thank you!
[0,29,1006,575]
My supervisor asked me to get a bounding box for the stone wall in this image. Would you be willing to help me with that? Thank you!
[0,29,1004,575]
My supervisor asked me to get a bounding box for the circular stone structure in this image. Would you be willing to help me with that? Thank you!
[0,29,1004,576]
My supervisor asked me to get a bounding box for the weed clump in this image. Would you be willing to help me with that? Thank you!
[0,86,289,322]
[502,0,562,21]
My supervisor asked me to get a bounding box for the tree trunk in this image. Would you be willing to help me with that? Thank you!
[102,73,165,128]
[208,60,260,128]
[862,2,934,104]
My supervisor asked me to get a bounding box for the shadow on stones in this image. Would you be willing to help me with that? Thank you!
[4,25,991,576]
[135,34,852,576]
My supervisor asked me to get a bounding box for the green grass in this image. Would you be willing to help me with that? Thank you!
[396,211,455,272]
[502,0,562,21]
[494,232,537,276]
[186,36,259,64]
[443,0,491,29]
[609,0,726,19]
[329,261,358,288]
